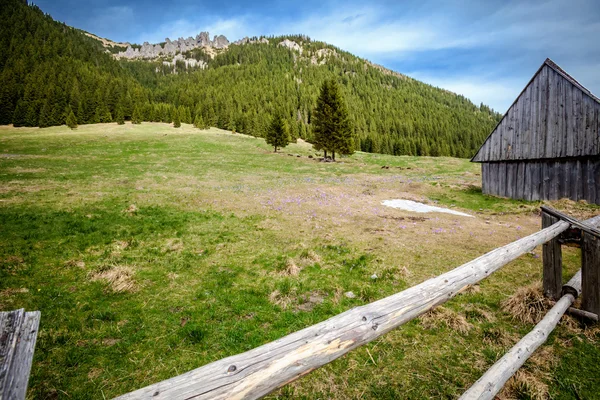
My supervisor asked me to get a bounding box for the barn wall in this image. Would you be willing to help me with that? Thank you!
[481,159,600,204]
[473,64,600,162]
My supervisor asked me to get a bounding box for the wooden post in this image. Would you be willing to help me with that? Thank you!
[0,309,41,400]
[582,232,600,315]
[542,212,562,299]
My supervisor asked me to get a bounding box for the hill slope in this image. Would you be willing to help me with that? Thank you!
[0,0,501,157]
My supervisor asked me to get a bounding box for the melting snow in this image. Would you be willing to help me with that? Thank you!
[381,199,473,217]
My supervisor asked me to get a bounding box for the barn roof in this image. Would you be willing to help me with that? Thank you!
[472,58,600,163]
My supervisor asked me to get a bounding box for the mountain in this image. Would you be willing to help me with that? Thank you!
[0,0,502,158]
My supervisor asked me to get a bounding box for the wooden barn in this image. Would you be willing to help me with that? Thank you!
[472,58,600,204]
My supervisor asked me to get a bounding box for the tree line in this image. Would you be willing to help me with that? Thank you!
[0,0,502,158]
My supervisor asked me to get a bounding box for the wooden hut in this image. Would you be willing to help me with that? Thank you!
[472,58,600,204]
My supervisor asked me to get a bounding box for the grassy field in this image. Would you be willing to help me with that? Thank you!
[1,123,599,399]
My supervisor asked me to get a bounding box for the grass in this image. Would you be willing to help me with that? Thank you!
[1,122,599,399]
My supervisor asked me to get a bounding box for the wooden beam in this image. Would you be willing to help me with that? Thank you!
[0,309,41,400]
[566,307,599,321]
[542,212,563,300]
[459,271,582,400]
[114,219,575,400]
[582,232,600,316]
[541,206,600,237]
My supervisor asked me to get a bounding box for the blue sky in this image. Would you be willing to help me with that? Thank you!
[34,0,600,113]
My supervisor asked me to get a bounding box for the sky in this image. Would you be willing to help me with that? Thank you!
[34,0,600,113]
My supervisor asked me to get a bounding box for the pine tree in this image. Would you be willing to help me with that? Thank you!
[312,79,353,160]
[12,100,27,127]
[132,105,142,124]
[173,108,181,128]
[66,107,78,129]
[115,105,125,125]
[265,113,289,152]
[193,114,206,129]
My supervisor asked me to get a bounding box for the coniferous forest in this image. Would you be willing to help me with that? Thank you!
[0,0,503,158]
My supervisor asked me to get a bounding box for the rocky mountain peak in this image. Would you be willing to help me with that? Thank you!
[117,31,230,60]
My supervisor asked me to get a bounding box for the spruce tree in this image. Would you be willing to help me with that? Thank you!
[193,114,206,129]
[115,105,125,125]
[173,108,181,128]
[66,107,78,129]
[132,105,142,124]
[12,100,27,127]
[312,79,353,160]
[265,114,289,152]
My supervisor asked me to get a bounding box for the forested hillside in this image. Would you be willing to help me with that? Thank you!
[0,0,502,157]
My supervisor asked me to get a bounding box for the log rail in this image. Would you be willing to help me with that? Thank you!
[115,211,600,400]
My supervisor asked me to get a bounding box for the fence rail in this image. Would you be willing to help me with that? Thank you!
[115,211,600,400]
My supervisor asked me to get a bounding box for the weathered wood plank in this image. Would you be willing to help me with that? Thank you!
[531,71,540,159]
[570,159,580,201]
[0,309,41,400]
[546,67,558,157]
[460,271,582,400]
[515,162,525,200]
[542,212,562,300]
[556,73,565,158]
[539,65,549,159]
[582,232,600,316]
[565,82,574,157]
[592,160,600,205]
[115,218,590,400]
[506,163,514,199]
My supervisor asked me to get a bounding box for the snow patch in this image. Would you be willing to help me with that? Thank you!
[381,199,473,217]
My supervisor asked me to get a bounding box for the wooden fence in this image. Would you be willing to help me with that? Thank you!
[114,208,600,400]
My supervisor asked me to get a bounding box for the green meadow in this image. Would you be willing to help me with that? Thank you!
[1,123,598,399]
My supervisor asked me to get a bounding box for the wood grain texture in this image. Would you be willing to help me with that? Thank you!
[480,159,600,204]
[114,220,580,400]
[0,309,41,400]
[472,62,600,163]
[460,271,582,400]
[582,232,600,316]
[542,212,562,300]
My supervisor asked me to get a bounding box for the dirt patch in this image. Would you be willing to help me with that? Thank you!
[123,204,138,215]
[164,238,184,253]
[64,259,85,268]
[295,291,325,312]
[0,287,29,297]
[87,368,102,380]
[378,215,429,222]
[90,266,136,293]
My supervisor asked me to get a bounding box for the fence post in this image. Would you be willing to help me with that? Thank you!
[582,232,600,316]
[542,212,562,300]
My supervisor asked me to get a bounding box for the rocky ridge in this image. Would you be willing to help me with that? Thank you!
[117,32,229,60]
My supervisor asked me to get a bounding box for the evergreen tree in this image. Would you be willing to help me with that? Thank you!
[312,79,353,160]
[265,113,290,152]
[173,108,181,128]
[193,114,206,129]
[132,105,142,124]
[115,105,125,125]
[66,107,78,129]
[12,100,27,127]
